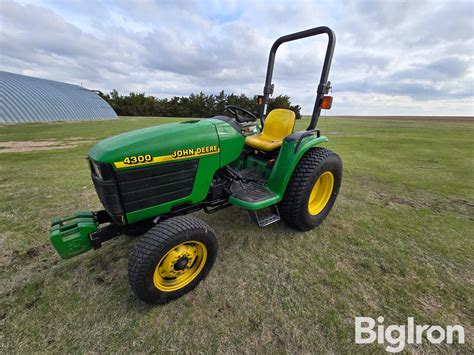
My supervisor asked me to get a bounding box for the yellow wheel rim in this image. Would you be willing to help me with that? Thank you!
[308,171,335,215]
[153,241,207,292]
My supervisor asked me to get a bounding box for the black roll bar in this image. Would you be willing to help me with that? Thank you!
[260,26,336,131]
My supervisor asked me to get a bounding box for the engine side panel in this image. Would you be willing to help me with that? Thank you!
[89,119,224,223]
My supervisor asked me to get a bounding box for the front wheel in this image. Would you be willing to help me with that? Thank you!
[128,216,218,304]
[279,147,342,231]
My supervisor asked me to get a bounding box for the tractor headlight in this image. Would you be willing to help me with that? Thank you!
[91,161,103,180]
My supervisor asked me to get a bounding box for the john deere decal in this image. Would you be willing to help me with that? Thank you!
[114,146,220,168]
[171,145,219,158]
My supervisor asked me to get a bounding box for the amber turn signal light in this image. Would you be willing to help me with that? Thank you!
[320,96,333,109]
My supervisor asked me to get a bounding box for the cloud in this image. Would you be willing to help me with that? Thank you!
[0,0,473,115]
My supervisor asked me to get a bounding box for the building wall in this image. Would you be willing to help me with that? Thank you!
[0,71,117,124]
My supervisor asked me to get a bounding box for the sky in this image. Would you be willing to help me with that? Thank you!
[0,0,473,116]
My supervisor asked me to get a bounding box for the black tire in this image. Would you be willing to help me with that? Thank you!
[278,147,342,231]
[128,216,218,304]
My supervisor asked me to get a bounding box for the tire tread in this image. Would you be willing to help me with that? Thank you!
[279,147,341,230]
[128,215,216,303]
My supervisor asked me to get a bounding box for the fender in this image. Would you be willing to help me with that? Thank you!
[267,132,328,198]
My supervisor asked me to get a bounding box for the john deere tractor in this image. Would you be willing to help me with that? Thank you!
[50,26,341,304]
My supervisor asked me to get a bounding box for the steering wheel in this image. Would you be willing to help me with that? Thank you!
[225,105,257,123]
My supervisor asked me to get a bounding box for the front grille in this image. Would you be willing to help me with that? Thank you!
[115,160,198,213]
[90,160,124,224]
[90,159,199,220]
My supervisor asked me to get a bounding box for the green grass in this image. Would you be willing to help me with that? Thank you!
[1,116,473,353]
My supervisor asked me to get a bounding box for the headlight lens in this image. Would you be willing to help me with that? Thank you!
[92,161,103,179]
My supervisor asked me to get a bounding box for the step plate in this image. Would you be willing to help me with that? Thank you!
[230,180,275,203]
[247,205,281,227]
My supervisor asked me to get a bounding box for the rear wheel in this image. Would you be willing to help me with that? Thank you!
[279,147,342,231]
[128,216,218,304]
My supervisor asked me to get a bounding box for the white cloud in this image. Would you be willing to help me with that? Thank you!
[0,0,473,116]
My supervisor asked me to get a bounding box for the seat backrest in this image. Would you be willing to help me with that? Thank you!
[262,109,296,141]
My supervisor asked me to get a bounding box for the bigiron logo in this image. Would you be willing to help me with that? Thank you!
[355,317,465,353]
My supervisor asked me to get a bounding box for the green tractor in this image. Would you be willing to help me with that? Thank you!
[50,26,341,304]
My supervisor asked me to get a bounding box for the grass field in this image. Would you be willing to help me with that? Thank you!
[1,116,473,353]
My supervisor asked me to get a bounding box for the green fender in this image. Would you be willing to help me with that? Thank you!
[229,134,328,210]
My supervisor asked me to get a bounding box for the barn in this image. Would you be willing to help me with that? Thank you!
[0,71,117,124]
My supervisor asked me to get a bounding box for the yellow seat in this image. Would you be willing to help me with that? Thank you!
[245,109,295,151]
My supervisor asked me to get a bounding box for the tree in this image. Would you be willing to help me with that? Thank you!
[100,90,302,119]
[266,95,302,119]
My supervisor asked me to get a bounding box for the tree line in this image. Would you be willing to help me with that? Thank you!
[98,90,301,119]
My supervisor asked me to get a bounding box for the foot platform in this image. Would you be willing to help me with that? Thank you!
[230,177,275,203]
[228,169,280,210]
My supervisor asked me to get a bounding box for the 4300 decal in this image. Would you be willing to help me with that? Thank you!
[122,154,153,165]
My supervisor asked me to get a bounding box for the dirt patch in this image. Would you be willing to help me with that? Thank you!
[373,191,419,208]
[1,250,20,266]
[93,257,128,285]
[371,191,474,216]
[25,244,53,259]
[0,140,94,153]
[1,244,54,270]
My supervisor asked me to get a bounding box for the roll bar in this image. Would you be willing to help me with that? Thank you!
[260,26,336,131]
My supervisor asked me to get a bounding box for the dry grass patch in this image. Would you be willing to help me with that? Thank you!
[0,139,94,153]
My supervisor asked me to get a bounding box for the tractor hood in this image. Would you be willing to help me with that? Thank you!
[88,118,244,170]
[89,119,218,168]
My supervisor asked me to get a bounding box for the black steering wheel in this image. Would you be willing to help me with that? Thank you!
[225,105,257,123]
